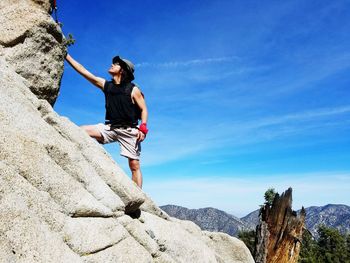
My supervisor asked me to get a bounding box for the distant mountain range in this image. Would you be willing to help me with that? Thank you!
[160,205,248,236]
[304,204,350,237]
[160,204,350,238]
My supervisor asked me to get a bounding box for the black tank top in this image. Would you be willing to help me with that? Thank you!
[103,80,140,127]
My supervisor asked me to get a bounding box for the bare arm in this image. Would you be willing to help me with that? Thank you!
[65,54,105,89]
[132,87,148,124]
[132,87,148,141]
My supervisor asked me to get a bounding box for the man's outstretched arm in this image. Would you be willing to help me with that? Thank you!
[65,54,105,89]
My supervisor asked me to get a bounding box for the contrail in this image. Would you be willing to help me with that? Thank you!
[135,56,238,68]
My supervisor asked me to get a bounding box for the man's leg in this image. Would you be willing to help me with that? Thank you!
[81,125,104,143]
[128,158,142,188]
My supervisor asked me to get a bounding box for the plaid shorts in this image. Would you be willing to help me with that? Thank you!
[95,123,141,160]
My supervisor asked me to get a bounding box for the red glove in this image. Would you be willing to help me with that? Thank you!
[139,123,148,135]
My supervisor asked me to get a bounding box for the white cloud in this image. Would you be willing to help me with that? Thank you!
[135,56,238,68]
[244,106,350,127]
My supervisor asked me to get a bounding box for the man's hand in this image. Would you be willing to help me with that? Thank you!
[65,53,105,90]
[137,130,146,142]
[137,123,148,142]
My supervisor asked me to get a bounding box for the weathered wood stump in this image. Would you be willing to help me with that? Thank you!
[255,188,305,263]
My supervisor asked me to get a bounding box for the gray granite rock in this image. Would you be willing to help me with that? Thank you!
[82,236,153,263]
[141,211,219,262]
[0,0,51,13]
[1,1,65,105]
[203,231,255,263]
[63,218,129,255]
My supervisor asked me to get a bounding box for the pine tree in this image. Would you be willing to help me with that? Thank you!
[238,230,256,257]
[263,187,277,206]
[299,226,350,263]
[316,225,348,263]
[346,234,350,260]
[299,230,318,263]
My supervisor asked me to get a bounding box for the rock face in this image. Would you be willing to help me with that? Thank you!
[0,0,65,105]
[0,1,254,262]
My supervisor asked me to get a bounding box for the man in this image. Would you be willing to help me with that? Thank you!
[65,53,148,189]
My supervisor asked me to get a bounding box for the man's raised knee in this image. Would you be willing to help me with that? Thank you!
[80,125,104,142]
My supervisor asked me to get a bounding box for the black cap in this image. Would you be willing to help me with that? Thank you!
[112,56,135,81]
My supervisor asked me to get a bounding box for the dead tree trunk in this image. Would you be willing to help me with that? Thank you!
[255,188,305,263]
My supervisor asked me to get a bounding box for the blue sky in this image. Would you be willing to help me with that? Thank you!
[54,0,350,217]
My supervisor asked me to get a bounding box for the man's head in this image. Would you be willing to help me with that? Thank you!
[110,56,135,82]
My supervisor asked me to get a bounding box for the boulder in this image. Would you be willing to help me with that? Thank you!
[0,0,51,13]
[0,1,65,105]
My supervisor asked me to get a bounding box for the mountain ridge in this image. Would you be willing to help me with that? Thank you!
[161,205,249,236]
[161,203,350,237]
